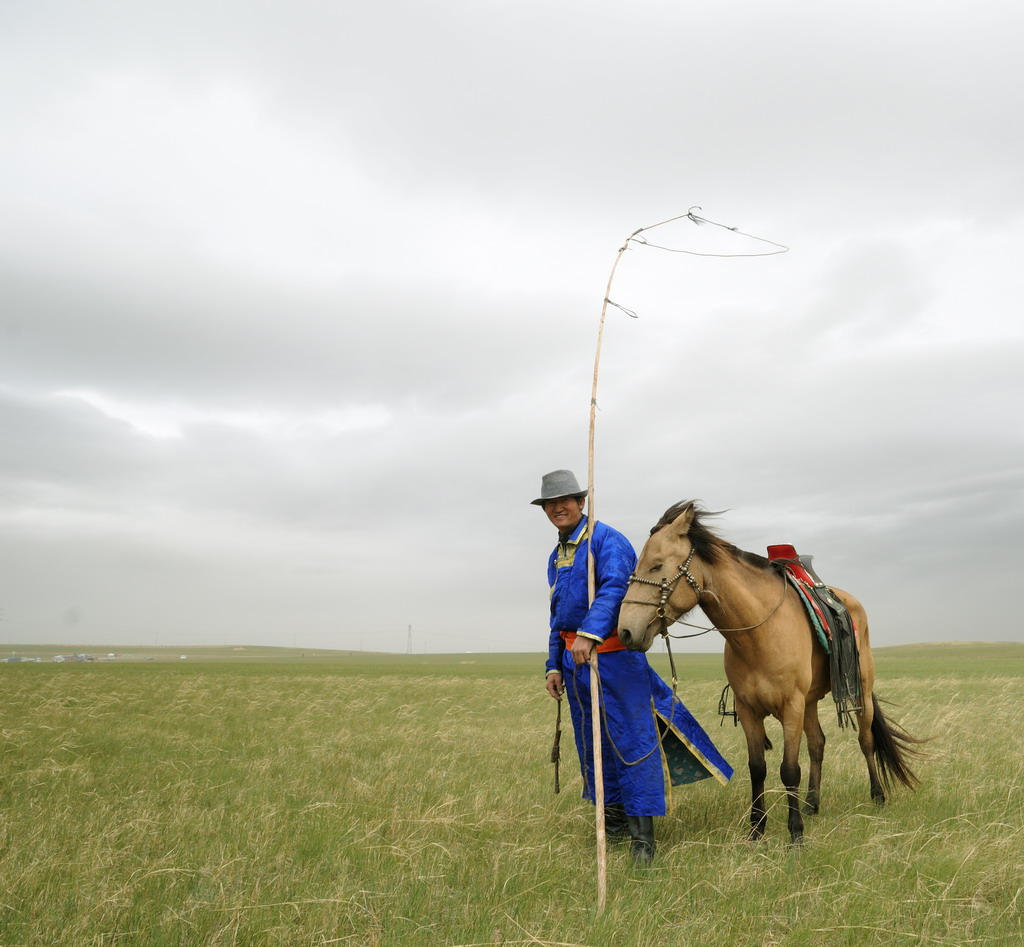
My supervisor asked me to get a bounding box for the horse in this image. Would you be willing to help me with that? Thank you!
[617,500,924,844]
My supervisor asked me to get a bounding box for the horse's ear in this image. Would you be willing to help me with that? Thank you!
[671,502,696,535]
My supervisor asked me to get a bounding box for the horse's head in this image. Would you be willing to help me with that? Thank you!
[618,501,708,652]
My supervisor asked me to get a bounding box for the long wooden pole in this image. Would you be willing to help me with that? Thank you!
[585,231,637,915]
[584,210,786,910]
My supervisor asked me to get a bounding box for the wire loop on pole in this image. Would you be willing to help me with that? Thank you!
[584,208,788,910]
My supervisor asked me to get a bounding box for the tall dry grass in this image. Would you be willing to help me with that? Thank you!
[1,645,1021,945]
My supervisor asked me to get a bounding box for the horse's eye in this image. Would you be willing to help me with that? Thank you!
[649,564,663,573]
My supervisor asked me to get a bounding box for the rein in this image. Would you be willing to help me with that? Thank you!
[564,553,703,772]
[623,550,791,639]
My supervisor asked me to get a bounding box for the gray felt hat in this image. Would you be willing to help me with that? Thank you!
[531,469,588,506]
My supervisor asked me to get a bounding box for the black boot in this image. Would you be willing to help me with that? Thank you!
[626,815,656,866]
[604,804,629,843]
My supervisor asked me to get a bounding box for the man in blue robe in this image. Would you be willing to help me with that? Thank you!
[535,469,732,865]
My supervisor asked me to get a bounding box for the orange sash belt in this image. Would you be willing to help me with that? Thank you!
[560,631,627,653]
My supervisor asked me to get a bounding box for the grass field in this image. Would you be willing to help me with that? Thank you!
[2,643,1022,946]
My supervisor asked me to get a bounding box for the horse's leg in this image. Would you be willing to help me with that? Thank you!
[855,693,886,805]
[802,701,825,815]
[779,699,806,845]
[736,702,768,841]
[854,629,886,805]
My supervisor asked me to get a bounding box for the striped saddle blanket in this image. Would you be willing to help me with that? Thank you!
[767,544,863,727]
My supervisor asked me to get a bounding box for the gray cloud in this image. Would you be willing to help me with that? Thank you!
[1,0,1021,653]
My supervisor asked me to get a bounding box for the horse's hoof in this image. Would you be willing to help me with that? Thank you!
[802,802,819,815]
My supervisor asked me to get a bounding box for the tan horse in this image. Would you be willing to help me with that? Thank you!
[617,501,923,844]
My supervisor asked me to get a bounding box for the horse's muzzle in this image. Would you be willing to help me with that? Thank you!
[617,626,640,650]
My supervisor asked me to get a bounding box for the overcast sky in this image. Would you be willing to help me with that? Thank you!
[2,0,1021,656]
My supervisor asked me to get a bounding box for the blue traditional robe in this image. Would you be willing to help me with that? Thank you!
[547,516,732,815]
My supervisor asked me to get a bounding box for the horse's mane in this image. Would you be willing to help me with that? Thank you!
[650,500,776,572]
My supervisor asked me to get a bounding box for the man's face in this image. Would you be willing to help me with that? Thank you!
[543,495,584,533]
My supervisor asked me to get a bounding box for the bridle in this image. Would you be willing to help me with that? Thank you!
[622,547,705,639]
[622,543,791,641]
[617,545,707,701]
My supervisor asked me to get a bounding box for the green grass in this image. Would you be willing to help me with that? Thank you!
[1,644,1022,945]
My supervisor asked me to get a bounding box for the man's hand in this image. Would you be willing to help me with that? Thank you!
[546,672,564,700]
[570,634,596,666]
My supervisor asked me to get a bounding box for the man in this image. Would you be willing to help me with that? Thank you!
[534,469,733,865]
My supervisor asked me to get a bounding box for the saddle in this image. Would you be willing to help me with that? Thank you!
[767,544,863,727]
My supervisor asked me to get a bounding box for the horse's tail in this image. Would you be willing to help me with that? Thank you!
[870,693,927,793]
